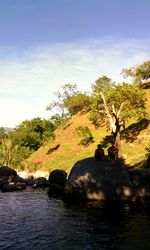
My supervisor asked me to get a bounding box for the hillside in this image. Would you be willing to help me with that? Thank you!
[24,89,150,174]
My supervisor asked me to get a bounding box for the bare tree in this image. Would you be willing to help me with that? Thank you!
[100,92,124,159]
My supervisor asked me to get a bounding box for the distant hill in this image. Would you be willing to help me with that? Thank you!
[22,89,150,173]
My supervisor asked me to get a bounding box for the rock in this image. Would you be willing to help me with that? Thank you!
[48,183,65,198]
[48,169,67,198]
[0,166,17,178]
[32,177,49,188]
[49,169,67,187]
[129,168,150,198]
[14,175,35,186]
[64,157,133,202]
[1,182,26,192]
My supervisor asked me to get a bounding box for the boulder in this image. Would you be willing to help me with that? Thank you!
[14,175,35,186]
[48,183,65,198]
[1,182,26,192]
[49,169,67,187]
[32,177,49,188]
[64,157,133,202]
[48,169,67,198]
[129,168,150,198]
[0,166,17,178]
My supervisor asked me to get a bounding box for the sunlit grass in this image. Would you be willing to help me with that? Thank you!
[24,89,150,173]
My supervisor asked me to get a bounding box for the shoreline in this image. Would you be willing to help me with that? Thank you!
[16,170,49,180]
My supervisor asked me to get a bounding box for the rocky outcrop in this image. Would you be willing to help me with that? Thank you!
[0,165,49,192]
[64,157,133,201]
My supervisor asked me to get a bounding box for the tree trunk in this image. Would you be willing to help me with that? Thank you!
[114,132,123,159]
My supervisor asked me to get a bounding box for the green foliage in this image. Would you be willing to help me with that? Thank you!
[0,118,56,168]
[0,127,7,140]
[47,83,92,116]
[91,83,146,127]
[76,126,94,146]
[64,93,92,115]
[47,83,79,115]
[0,139,31,167]
[92,75,115,95]
[10,117,55,151]
[50,113,70,128]
[122,60,150,85]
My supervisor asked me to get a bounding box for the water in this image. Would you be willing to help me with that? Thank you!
[0,189,150,250]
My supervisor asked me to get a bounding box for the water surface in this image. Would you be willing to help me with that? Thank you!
[0,189,150,250]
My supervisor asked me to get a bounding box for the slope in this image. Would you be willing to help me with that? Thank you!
[24,89,150,173]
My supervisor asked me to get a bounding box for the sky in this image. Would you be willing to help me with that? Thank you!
[0,0,150,127]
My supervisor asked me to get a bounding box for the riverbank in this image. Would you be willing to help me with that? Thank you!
[17,170,50,180]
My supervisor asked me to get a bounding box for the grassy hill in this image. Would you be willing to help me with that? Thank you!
[23,89,150,174]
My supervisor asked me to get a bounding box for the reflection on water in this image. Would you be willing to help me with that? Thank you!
[0,189,150,250]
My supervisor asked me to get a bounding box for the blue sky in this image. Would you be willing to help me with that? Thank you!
[0,0,150,127]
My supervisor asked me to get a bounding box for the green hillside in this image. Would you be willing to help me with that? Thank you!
[23,89,150,174]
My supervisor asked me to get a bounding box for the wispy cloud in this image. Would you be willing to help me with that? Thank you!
[0,37,150,127]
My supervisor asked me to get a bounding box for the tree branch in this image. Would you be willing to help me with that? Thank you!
[100,92,116,133]
[117,102,124,117]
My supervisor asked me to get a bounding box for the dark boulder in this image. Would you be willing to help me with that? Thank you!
[64,157,133,202]
[0,166,17,178]
[48,169,67,198]
[129,168,150,198]
[14,175,35,186]
[1,182,26,192]
[48,183,65,198]
[49,169,67,187]
[32,177,49,189]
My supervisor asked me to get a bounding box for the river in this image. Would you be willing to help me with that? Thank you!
[0,189,150,250]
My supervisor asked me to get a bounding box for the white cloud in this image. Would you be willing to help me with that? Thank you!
[0,37,150,127]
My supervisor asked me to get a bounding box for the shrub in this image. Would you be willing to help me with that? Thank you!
[76,126,94,146]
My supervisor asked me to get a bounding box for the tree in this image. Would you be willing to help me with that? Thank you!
[91,83,146,158]
[92,75,115,95]
[10,118,55,151]
[46,83,79,116]
[64,92,92,115]
[47,83,92,116]
[122,60,150,86]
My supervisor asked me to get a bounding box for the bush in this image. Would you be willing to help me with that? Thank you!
[76,126,94,146]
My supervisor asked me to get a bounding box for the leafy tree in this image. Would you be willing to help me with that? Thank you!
[10,118,55,151]
[47,83,92,116]
[90,83,147,158]
[122,60,150,86]
[47,83,79,116]
[64,92,92,115]
[92,75,115,95]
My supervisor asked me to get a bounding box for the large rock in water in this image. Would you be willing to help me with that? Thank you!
[48,169,67,198]
[65,157,133,201]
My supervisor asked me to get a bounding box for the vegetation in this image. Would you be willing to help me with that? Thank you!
[0,118,56,168]
[122,60,150,86]
[0,60,149,171]
[76,126,94,146]
[47,83,92,116]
